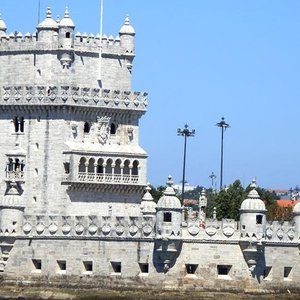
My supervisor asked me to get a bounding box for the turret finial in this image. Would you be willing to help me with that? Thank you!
[64,7,70,18]
[46,7,52,19]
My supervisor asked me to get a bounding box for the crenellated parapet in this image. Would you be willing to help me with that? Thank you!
[20,214,156,239]
[0,85,147,112]
[0,32,131,56]
[183,218,240,240]
[264,220,296,243]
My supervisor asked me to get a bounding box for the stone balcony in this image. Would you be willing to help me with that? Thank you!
[5,171,25,182]
[77,172,139,184]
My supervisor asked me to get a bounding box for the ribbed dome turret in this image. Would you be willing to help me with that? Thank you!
[140,184,157,215]
[0,13,7,33]
[59,7,75,28]
[119,15,135,36]
[240,180,266,212]
[1,181,25,208]
[293,202,300,215]
[157,176,181,209]
[37,7,58,30]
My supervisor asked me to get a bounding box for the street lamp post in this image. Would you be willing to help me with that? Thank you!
[216,117,230,191]
[209,172,216,189]
[177,124,195,204]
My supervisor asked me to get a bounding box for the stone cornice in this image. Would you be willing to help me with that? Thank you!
[0,85,147,113]
[64,181,146,193]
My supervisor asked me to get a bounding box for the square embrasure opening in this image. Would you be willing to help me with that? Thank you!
[186,264,198,275]
[32,259,42,272]
[139,263,149,274]
[111,261,121,274]
[264,266,272,279]
[217,265,231,277]
[83,261,93,273]
[284,266,292,280]
[57,260,67,273]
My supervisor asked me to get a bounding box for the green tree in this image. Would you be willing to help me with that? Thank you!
[150,185,165,203]
[213,180,245,220]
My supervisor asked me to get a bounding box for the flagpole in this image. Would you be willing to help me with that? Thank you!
[98,0,104,82]
[38,0,41,24]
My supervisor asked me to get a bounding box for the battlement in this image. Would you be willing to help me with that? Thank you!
[0,32,131,56]
[0,85,147,111]
[21,214,155,239]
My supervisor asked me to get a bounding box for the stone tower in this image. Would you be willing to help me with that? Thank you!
[0,7,148,220]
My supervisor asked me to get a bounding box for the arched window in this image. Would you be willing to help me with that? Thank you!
[97,158,104,173]
[13,117,25,133]
[115,159,122,175]
[84,122,90,133]
[132,160,139,176]
[123,160,130,175]
[79,157,86,173]
[13,117,19,132]
[15,159,20,171]
[106,159,113,174]
[66,32,71,38]
[20,117,24,133]
[110,123,116,135]
[8,159,13,171]
[88,158,95,173]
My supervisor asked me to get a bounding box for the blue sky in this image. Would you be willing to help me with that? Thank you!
[1,1,300,190]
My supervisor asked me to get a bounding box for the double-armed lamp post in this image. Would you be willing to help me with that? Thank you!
[177,124,195,204]
[216,117,230,191]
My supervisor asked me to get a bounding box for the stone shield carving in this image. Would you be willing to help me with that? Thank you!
[96,116,111,145]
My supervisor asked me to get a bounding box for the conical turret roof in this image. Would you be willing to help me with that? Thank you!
[240,180,266,212]
[37,7,58,30]
[59,7,75,28]
[119,15,135,35]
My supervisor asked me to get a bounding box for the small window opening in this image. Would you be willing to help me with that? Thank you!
[284,266,292,279]
[139,263,149,274]
[57,260,66,272]
[13,117,24,133]
[66,32,71,38]
[256,215,263,224]
[84,122,90,133]
[163,212,172,223]
[83,261,93,272]
[15,159,20,171]
[264,266,272,279]
[13,117,19,132]
[217,265,231,276]
[186,264,198,274]
[242,225,246,230]
[111,261,121,273]
[32,259,42,271]
[110,123,116,135]
[64,162,70,174]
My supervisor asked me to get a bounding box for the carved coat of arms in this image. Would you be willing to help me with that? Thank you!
[96,116,111,144]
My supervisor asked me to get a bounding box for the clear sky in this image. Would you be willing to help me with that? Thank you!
[1,1,300,190]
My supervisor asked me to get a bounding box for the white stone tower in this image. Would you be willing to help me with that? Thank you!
[0,7,148,220]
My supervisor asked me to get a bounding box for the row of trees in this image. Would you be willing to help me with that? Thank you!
[151,180,293,221]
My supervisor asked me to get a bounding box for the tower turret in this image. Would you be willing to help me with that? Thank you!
[0,13,7,38]
[0,181,25,235]
[239,180,266,238]
[36,7,58,41]
[292,202,300,238]
[119,15,135,72]
[156,176,183,238]
[140,184,157,216]
[58,7,75,68]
